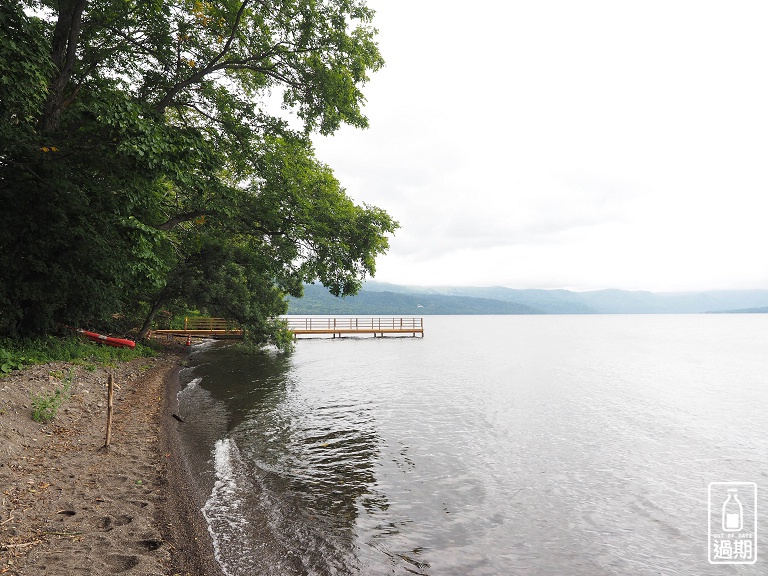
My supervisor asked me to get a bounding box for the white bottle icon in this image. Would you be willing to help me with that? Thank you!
[722,488,743,532]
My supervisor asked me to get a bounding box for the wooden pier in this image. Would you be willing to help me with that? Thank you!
[150,316,424,340]
[151,317,244,340]
[285,317,424,338]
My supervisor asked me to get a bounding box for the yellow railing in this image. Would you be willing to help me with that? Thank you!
[183,317,239,331]
[153,317,424,339]
[284,317,424,335]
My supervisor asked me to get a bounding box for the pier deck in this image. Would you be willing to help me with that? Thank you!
[286,317,424,338]
[151,317,424,340]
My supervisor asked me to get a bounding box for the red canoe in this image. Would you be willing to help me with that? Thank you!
[77,329,136,349]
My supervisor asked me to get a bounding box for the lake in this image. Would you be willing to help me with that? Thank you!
[176,314,768,575]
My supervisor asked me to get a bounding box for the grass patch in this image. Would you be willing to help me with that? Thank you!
[31,369,74,423]
[0,335,157,377]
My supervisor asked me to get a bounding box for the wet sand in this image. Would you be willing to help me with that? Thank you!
[0,352,223,575]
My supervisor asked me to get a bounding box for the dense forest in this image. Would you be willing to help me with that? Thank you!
[0,0,396,348]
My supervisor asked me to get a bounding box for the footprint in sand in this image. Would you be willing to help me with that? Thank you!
[134,538,163,552]
[96,514,133,531]
[105,554,140,572]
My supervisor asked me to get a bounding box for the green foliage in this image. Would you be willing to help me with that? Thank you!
[31,369,74,424]
[0,0,396,348]
[0,348,27,374]
[0,3,53,155]
[0,336,156,378]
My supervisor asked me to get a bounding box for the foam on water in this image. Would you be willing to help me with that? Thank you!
[202,438,254,576]
[200,432,362,575]
[178,376,201,399]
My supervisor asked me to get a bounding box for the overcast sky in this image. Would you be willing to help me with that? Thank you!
[312,1,768,292]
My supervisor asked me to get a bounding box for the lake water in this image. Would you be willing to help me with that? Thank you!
[176,315,768,575]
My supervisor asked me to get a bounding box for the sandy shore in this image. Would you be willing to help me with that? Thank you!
[0,351,223,576]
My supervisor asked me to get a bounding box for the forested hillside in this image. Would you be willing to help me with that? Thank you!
[287,282,768,315]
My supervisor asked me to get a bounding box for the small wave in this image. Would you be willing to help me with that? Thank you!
[176,377,202,406]
[202,438,253,576]
[185,376,202,391]
[202,435,359,576]
[190,338,220,352]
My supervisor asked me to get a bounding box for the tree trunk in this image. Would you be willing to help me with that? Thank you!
[138,296,167,340]
[42,0,89,133]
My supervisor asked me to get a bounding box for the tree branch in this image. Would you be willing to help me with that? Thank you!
[155,210,207,231]
[155,0,253,113]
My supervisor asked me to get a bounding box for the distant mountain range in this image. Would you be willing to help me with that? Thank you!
[285,282,768,315]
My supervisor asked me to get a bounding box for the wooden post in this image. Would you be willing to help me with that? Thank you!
[104,374,114,448]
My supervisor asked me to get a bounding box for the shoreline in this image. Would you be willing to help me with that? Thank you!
[159,354,225,576]
[0,351,223,575]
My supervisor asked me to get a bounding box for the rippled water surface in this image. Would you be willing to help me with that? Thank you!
[177,315,768,575]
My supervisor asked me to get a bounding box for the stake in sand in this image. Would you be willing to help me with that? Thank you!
[104,374,114,448]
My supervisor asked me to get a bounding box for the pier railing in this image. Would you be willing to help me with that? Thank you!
[183,317,240,331]
[152,316,424,340]
[284,317,424,337]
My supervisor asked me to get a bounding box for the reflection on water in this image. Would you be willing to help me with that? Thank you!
[177,316,768,576]
[179,344,387,575]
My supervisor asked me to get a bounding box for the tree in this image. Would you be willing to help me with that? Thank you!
[0,0,397,345]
